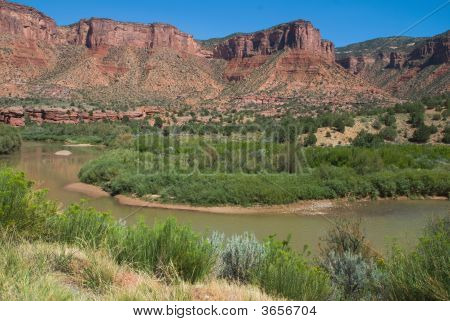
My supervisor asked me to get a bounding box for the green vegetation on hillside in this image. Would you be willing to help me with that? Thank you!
[0,167,448,301]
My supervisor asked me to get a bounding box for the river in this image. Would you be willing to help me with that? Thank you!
[1,141,448,254]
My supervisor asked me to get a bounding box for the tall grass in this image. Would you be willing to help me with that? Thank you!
[47,203,215,283]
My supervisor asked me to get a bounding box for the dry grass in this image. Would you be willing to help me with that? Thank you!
[0,240,276,301]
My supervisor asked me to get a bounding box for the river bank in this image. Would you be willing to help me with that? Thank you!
[64,182,448,216]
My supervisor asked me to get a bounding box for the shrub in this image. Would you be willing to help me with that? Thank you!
[383,217,450,300]
[352,131,383,147]
[217,233,266,283]
[443,126,450,144]
[322,250,383,300]
[410,125,433,143]
[47,203,119,248]
[372,119,382,130]
[0,124,21,154]
[49,206,215,283]
[304,133,317,147]
[256,237,332,300]
[379,126,397,141]
[380,114,397,127]
[0,168,56,238]
[320,219,383,300]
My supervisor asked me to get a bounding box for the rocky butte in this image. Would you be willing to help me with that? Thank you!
[213,20,335,80]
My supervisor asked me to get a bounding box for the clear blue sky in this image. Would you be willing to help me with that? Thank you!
[13,0,450,46]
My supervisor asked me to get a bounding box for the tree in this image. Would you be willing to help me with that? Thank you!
[379,126,397,142]
[410,125,432,143]
[352,130,383,147]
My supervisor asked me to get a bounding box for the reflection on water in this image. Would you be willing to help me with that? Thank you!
[1,142,448,254]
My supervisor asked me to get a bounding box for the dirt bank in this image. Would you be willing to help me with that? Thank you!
[64,183,110,199]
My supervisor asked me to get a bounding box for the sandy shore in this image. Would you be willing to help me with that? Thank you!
[64,144,96,147]
[63,182,448,215]
[64,183,110,198]
[114,195,338,215]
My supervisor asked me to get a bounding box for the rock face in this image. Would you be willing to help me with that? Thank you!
[408,32,449,66]
[388,52,406,69]
[0,106,163,126]
[60,19,202,55]
[0,1,202,55]
[214,20,334,62]
[213,20,335,81]
[0,0,58,43]
[337,32,450,97]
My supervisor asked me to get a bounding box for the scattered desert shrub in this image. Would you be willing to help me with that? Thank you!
[352,130,383,147]
[379,126,397,141]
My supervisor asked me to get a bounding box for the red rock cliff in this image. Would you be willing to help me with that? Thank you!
[0,0,58,43]
[0,1,202,56]
[213,20,335,63]
[59,18,202,55]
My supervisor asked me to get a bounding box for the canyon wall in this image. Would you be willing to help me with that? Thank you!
[0,1,202,55]
[213,20,334,62]
[0,0,58,43]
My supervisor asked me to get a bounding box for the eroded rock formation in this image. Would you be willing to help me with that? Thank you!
[0,106,163,126]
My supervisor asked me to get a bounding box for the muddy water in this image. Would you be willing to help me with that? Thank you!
[2,142,448,254]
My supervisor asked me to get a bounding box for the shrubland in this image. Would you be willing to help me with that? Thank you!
[0,167,448,301]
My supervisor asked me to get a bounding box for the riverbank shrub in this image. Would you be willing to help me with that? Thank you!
[78,143,450,206]
[255,237,332,300]
[319,220,383,300]
[48,205,215,283]
[217,233,266,283]
[383,216,450,300]
[0,124,21,154]
[0,168,56,238]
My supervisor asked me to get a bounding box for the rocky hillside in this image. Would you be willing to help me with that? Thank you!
[336,32,449,98]
[0,0,430,112]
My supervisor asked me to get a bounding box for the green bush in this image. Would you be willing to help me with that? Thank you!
[47,203,119,248]
[443,126,450,144]
[411,125,434,143]
[0,124,21,154]
[320,220,383,300]
[0,168,56,238]
[117,218,215,282]
[379,126,397,141]
[352,131,383,147]
[383,217,449,300]
[256,237,332,300]
[48,205,215,283]
[217,233,266,283]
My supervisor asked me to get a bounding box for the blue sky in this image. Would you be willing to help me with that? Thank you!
[13,0,450,46]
